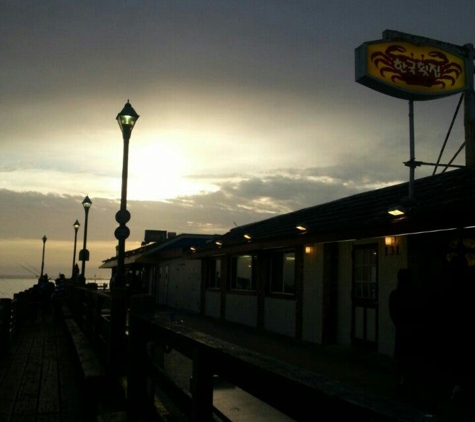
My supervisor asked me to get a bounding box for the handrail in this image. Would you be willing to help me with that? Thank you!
[62,290,430,422]
[63,284,113,370]
[126,296,422,422]
[0,288,31,356]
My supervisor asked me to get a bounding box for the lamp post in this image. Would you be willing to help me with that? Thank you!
[79,196,92,283]
[71,219,80,280]
[111,100,139,369]
[114,100,139,288]
[40,235,47,279]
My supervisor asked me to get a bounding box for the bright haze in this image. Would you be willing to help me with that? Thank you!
[1,1,473,279]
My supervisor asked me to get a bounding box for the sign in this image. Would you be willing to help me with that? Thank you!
[356,31,469,101]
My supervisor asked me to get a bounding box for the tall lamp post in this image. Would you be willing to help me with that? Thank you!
[111,100,139,366]
[79,196,92,283]
[115,100,139,288]
[40,235,47,279]
[71,219,80,280]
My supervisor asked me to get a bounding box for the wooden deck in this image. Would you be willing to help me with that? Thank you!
[0,314,94,422]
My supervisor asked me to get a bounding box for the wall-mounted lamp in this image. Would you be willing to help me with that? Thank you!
[215,241,222,247]
[305,245,314,254]
[388,206,405,216]
[296,225,307,232]
[384,236,396,246]
[244,234,251,240]
[190,246,196,252]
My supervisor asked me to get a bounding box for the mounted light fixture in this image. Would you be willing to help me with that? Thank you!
[190,246,196,252]
[244,234,251,240]
[388,206,405,216]
[305,245,314,254]
[384,236,396,246]
[296,225,307,232]
[215,241,222,247]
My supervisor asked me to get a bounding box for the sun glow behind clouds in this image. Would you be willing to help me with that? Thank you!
[127,138,218,201]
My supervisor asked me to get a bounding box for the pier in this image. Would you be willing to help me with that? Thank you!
[1,286,474,421]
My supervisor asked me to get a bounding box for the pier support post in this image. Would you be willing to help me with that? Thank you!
[127,295,155,419]
[190,346,214,421]
[0,299,12,356]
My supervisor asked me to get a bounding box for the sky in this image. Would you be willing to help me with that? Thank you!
[1,0,474,279]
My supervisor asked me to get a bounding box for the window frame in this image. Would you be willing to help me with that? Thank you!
[268,249,297,296]
[229,254,257,291]
[207,258,222,290]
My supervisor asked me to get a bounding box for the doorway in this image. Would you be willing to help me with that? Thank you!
[352,244,379,350]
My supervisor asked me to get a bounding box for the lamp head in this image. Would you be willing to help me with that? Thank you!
[82,196,92,210]
[42,235,47,243]
[117,100,139,136]
[73,219,80,230]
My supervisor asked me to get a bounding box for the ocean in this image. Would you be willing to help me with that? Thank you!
[0,277,109,299]
[0,277,37,299]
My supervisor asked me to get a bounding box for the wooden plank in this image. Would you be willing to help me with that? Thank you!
[57,321,88,420]
[0,324,36,419]
[11,323,45,418]
[37,324,59,415]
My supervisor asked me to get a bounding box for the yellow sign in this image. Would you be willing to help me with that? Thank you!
[356,39,468,100]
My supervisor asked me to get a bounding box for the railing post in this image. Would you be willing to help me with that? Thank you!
[190,346,214,422]
[127,294,155,420]
[110,286,128,374]
[0,298,12,357]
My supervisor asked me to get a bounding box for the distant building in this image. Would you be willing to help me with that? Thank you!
[100,232,218,312]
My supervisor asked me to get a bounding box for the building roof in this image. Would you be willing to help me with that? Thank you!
[99,233,218,269]
[196,167,475,256]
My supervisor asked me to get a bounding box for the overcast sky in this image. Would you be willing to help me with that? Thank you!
[1,1,473,279]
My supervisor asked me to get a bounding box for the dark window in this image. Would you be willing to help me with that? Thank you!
[230,255,256,291]
[354,247,377,299]
[269,250,296,294]
[207,258,221,289]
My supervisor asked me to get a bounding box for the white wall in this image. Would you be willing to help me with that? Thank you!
[264,297,296,337]
[167,260,201,313]
[205,291,221,319]
[225,294,257,327]
[302,244,323,344]
[336,241,353,346]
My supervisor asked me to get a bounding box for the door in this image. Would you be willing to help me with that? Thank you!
[352,244,379,350]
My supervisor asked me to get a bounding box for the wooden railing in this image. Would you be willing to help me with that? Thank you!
[64,284,113,370]
[0,289,31,356]
[126,297,422,422]
[63,289,429,422]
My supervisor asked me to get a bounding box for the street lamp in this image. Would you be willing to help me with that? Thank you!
[71,219,80,280]
[79,195,92,283]
[111,101,139,369]
[115,100,139,289]
[40,235,47,279]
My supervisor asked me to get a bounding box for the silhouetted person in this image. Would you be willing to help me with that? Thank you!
[29,284,41,322]
[389,268,423,391]
[72,263,80,282]
[444,255,475,402]
[51,275,65,320]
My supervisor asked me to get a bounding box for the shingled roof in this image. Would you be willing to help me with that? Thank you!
[198,167,475,255]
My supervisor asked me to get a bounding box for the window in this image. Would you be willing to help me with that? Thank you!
[269,250,296,294]
[207,258,221,289]
[230,255,256,290]
[354,247,377,299]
